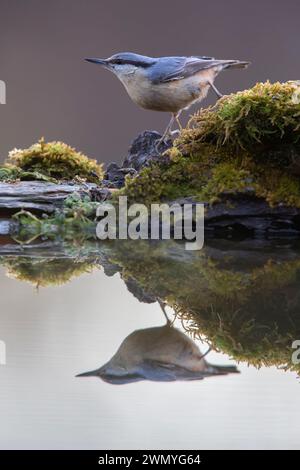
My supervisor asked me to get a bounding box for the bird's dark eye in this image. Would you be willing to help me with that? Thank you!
[113,59,123,65]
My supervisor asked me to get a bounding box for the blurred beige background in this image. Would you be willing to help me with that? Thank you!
[0,0,299,164]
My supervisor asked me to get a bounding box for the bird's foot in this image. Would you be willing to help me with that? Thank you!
[170,129,180,137]
[208,81,224,100]
[154,136,172,154]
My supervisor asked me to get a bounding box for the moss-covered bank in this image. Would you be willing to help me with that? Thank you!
[122,81,300,208]
[2,81,300,239]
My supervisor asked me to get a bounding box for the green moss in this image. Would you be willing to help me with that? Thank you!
[199,163,252,203]
[120,145,219,205]
[119,160,203,204]
[13,193,99,244]
[121,154,300,208]
[8,138,103,183]
[177,81,300,155]
[0,164,57,183]
[122,81,300,209]
[253,170,300,207]
[0,165,22,182]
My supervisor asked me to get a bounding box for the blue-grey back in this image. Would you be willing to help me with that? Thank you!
[146,55,221,84]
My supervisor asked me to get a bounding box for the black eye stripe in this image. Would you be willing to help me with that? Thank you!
[110,59,152,68]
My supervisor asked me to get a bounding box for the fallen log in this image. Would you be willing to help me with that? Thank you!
[0,181,100,214]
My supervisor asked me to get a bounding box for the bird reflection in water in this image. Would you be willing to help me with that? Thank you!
[76,302,239,384]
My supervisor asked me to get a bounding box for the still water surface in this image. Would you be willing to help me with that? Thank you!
[0,259,299,449]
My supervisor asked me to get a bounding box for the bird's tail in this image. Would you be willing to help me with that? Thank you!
[208,364,240,375]
[221,60,250,70]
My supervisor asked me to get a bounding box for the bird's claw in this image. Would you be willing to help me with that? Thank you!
[155,137,168,153]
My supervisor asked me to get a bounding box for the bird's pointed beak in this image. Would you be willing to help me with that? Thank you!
[85,58,108,66]
[76,368,100,378]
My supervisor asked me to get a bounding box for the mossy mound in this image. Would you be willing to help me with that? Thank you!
[122,81,300,208]
[6,138,103,183]
[178,81,300,155]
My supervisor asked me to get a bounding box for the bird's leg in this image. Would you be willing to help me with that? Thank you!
[156,113,176,149]
[158,299,171,325]
[174,110,183,131]
[163,113,176,138]
[199,346,212,360]
[208,81,223,99]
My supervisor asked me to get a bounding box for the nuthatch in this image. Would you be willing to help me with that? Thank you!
[76,302,239,384]
[86,52,250,143]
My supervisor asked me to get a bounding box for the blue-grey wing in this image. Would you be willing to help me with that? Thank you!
[140,360,206,382]
[149,56,218,84]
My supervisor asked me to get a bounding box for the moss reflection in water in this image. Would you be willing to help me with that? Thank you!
[104,241,300,375]
[0,239,300,375]
[1,256,97,287]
